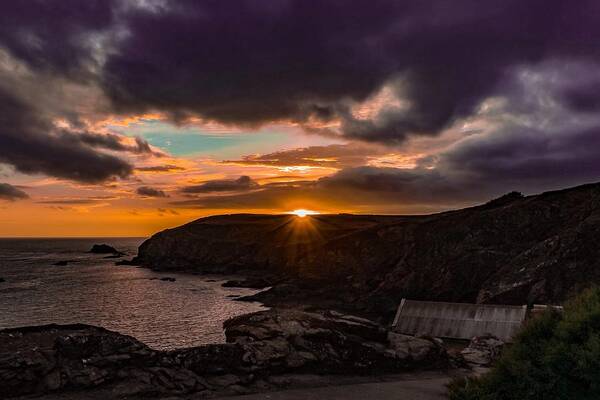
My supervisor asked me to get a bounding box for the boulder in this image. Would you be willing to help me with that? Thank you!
[166,343,246,376]
[89,244,122,255]
[460,335,505,367]
[222,278,273,289]
[149,277,177,282]
[223,309,447,374]
[115,259,137,266]
[0,324,156,397]
[387,332,446,363]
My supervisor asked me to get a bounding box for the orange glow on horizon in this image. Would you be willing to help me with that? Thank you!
[289,209,320,218]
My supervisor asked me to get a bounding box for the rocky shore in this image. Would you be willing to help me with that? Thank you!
[6,183,595,398]
[0,309,449,398]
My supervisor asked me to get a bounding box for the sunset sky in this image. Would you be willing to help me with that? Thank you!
[1,1,600,236]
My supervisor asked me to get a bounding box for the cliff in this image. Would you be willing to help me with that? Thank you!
[135,213,402,272]
[135,182,600,319]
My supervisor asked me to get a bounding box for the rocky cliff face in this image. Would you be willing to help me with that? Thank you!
[135,213,401,273]
[136,183,600,318]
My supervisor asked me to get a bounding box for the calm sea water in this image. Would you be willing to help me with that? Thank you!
[0,238,266,350]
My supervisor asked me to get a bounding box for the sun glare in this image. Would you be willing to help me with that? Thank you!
[290,209,320,218]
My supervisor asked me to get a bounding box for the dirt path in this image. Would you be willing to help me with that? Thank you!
[233,375,451,400]
[17,372,455,400]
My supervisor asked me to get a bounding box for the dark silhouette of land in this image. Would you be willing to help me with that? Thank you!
[136,182,600,320]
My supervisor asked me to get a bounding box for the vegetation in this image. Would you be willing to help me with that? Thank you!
[448,287,600,400]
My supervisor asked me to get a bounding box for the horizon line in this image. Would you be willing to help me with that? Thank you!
[0,236,148,239]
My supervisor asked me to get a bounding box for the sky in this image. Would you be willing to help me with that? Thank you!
[1,0,600,236]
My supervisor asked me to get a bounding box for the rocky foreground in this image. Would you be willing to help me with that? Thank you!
[134,182,600,319]
[0,309,448,398]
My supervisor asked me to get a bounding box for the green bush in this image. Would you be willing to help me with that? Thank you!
[448,287,600,400]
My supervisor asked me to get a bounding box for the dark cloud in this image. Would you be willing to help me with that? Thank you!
[172,184,308,210]
[102,0,392,125]
[562,84,600,112]
[439,126,600,190]
[38,199,101,205]
[71,132,158,155]
[169,56,600,213]
[133,136,157,155]
[314,120,600,207]
[0,88,133,183]
[0,183,29,201]
[1,1,599,146]
[0,0,115,78]
[2,0,600,197]
[181,176,259,194]
[157,208,179,215]
[171,169,467,212]
[172,116,600,212]
[136,164,185,172]
[97,0,600,143]
[225,144,385,168]
[0,1,156,185]
[137,186,168,197]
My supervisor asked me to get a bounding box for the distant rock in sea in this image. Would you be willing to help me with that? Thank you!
[89,244,123,255]
[114,259,136,266]
[52,260,73,266]
[222,278,272,289]
[149,277,176,282]
[0,278,5,283]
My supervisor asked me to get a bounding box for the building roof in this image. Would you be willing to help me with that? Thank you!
[392,299,528,341]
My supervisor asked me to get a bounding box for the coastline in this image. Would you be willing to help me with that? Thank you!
[7,181,600,398]
[0,308,457,398]
[0,238,268,350]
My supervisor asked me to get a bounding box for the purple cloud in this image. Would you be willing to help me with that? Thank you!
[0,88,133,183]
[137,186,168,198]
[0,183,29,201]
[1,0,600,195]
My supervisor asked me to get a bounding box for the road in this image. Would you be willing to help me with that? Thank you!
[234,376,450,400]
[19,372,455,400]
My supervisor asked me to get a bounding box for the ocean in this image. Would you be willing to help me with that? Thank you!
[0,238,266,350]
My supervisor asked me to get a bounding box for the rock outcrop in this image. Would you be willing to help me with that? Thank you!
[0,324,155,397]
[0,309,447,398]
[223,309,446,374]
[149,277,177,282]
[460,335,505,367]
[89,244,122,255]
[222,278,273,289]
[135,182,600,318]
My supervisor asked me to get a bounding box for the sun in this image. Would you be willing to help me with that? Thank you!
[290,209,320,218]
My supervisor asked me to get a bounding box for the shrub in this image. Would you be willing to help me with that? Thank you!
[448,287,600,400]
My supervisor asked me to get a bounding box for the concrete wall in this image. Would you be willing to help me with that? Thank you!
[392,299,528,342]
